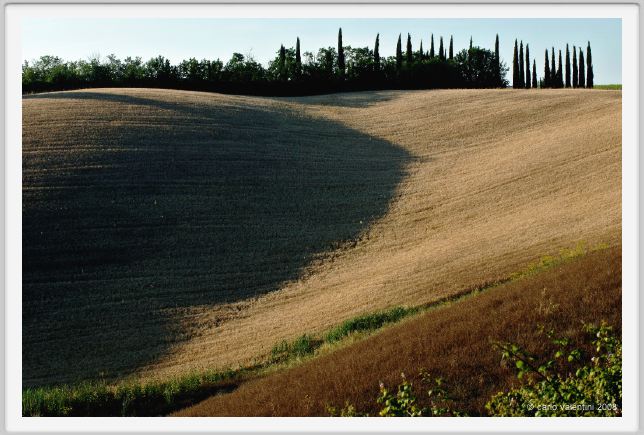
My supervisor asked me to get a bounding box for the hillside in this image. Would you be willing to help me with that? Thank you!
[22,88,621,387]
[175,246,622,416]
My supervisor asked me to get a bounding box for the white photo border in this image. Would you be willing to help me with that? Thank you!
[3,3,639,433]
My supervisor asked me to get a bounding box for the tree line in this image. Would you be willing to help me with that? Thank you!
[22,28,508,95]
[512,39,594,89]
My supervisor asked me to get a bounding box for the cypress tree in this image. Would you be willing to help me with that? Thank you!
[396,34,403,72]
[449,36,454,60]
[572,45,578,88]
[519,41,525,88]
[525,44,531,89]
[278,44,286,81]
[565,44,571,88]
[495,34,500,85]
[555,50,561,87]
[586,41,594,88]
[544,49,551,88]
[532,60,537,88]
[551,47,556,86]
[295,37,302,79]
[579,48,585,88]
[513,40,519,89]
[429,34,435,58]
[406,33,413,65]
[439,36,445,60]
[469,36,473,50]
[419,40,424,60]
[337,28,345,78]
[374,33,380,72]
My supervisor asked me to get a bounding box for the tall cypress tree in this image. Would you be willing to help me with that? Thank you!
[337,28,345,78]
[449,36,454,60]
[374,33,380,72]
[419,40,424,60]
[495,34,500,85]
[579,48,585,88]
[551,47,556,86]
[586,41,594,88]
[532,60,537,88]
[544,49,551,88]
[406,33,413,65]
[278,44,286,81]
[557,50,563,88]
[519,41,525,88]
[572,45,578,88]
[525,44,531,89]
[565,44,571,88]
[439,36,445,60]
[513,40,519,89]
[429,34,435,58]
[295,37,302,79]
[469,36,473,50]
[396,34,403,72]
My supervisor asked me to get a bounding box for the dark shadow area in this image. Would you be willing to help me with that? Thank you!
[22,90,411,387]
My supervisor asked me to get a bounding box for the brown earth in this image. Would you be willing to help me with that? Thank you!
[175,246,622,416]
[22,88,621,386]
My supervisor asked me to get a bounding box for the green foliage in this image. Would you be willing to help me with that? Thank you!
[22,369,244,417]
[270,334,321,363]
[326,306,418,343]
[328,371,460,417]
[486,323,621,416]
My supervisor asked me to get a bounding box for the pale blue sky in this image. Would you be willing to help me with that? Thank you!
[22,18,621,84]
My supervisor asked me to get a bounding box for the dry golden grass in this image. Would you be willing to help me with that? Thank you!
[174,246,622,416]
[22,88,621,387]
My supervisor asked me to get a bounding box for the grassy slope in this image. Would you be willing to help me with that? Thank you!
[175,245,621,416]
[23,88,621,387]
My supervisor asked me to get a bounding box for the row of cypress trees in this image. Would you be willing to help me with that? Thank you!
[513,40,594,89]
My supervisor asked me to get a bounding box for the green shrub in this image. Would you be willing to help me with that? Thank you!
[326,306,418,343]
[270,334,321,363]
[486,322,621,416]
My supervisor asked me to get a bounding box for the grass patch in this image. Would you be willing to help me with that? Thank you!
[593,84,621,90]
[326,306,420,343]
[22,368,248,417]
[24,241,610,416]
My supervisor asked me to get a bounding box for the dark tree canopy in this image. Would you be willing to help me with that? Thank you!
[586,41,594,88]
[337,28,345,78]
[544,49,551,88]
[396,34,403,71]
[374,33,380,72]
[513,39,519,89]
[449,36,454,60]
[550,47,556,86]
[525,44,530,89]
[429,34,435,58]
[579,48,586,88]
[519,41,525,88]
[572,46,578,88]
[25,29,598,96]
[532,60,537,88]
[565,44,571,88]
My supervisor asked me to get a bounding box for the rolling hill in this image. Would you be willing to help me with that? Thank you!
[22,88,621,387]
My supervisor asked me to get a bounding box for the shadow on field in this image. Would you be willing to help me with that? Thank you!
[22,90,411,386]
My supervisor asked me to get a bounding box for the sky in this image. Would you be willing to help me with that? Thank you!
[22,18,622,84]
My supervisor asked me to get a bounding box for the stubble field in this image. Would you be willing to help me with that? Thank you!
[22,88,621,387]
